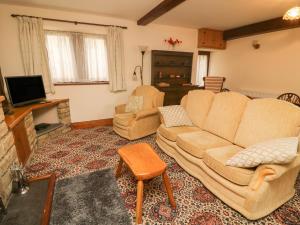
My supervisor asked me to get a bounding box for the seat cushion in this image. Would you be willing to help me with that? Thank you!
[234,98,300,148]
[158,124,200,142]
[114,113,136,127]
[185,90,215,128]
[203,145,255,186]
[176,131,231,159]
[203,92,249,142]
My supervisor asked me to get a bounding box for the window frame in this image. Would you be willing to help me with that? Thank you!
[45,30,109,85]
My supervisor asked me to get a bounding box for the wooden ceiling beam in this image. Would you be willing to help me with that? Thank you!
[137,0,186,26]
[223,17,300,40]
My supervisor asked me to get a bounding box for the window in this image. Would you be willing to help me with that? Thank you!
[196,51,210,86]
[45,31,109,84]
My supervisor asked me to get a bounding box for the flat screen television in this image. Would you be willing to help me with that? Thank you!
[5,75,46,107]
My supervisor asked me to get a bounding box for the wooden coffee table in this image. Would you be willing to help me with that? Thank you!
[116,143,176,224]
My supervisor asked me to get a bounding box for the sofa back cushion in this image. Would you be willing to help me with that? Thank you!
[185,90,215,128]
[203,92,249,142]
[134,85,159,110]
[234,98,300,148]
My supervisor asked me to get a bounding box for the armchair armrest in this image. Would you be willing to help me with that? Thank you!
[115,104,126,114]
[250,155,300,191]
[136,108,158,120]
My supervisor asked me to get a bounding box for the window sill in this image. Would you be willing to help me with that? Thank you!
[54,81,109,86]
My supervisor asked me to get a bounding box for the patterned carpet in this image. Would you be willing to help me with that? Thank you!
[25,126,300,225]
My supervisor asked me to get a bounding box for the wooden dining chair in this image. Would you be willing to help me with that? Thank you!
[203,76,226,93]
[277,93,300,106]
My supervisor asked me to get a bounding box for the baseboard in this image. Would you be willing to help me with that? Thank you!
[71,118,113,129]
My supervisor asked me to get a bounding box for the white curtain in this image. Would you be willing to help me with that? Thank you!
[46,31,78,82]
[107,26,126,92]
[46,31,109,83]
[196,55,208,86]
[17,16,54,93]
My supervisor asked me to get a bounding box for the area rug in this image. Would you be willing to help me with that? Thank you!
[50,168,131,225]
[26,126,300,225]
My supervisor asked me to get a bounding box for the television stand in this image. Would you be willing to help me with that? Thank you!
[4,99,71,166]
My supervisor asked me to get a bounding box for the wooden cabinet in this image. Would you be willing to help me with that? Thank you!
[198,28,226,49]
[151,50,202,105]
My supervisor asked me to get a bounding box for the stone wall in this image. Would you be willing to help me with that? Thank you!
[37,100,72,144]
[0,104,18,206]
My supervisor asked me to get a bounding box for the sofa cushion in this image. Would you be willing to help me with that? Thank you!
[176,131,231,159]
[134,85,158,109]
[226,137,298,168]
[203,145,255,186]
[158,105,193,128]
[234,99,300,148]
[114,113,136,127]
[185,90,215,128]
[125,96,143,113]
[158,124,200,142]
[203,92,249,142]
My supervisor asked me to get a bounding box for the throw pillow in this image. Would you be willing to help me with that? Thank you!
[226,137,298,168]
[158,105,193,128]
[125,96,143,113]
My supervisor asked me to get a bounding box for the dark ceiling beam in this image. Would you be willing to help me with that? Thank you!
[223,17,300,40]
[137,0,186,26]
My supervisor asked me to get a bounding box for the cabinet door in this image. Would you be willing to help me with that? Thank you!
[12,120,31,166]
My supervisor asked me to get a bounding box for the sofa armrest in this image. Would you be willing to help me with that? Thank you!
[136,108,158,120]
[115,104,126,114]
[250,155,300,190]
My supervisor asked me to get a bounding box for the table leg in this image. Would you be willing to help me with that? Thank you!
[115,159,123,178]
[162,171,176,209]
[136,180,144,224]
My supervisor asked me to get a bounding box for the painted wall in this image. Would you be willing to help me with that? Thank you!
[0,3,198,122]
[209,28,300,96]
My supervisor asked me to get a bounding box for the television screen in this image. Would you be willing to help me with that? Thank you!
[5,75,46,106]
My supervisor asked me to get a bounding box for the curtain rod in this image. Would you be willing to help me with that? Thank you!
[11,14,127,29]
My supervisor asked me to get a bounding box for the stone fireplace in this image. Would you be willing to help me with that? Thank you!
[0,97,18,206]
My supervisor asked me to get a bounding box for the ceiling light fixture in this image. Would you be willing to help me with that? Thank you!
[283,6,300,20]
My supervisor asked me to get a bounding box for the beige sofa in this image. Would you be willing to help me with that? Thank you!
[156,90,300,220]
[113,85,164,140]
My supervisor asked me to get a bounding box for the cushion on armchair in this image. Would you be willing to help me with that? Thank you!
[226,137,298,168]
[158,105,193,128]
[125,96,143,113]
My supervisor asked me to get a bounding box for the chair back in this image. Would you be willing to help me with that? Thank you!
[132,85,164,109]
[277,93,300,106]
[203,76,225,93]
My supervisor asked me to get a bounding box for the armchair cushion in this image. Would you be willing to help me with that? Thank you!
[158,105,193,128]
[203,145,255,186]
[125,96,143,113]
[226,137,298,168]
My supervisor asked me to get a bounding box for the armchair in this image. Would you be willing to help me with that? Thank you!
[113,85,165,140]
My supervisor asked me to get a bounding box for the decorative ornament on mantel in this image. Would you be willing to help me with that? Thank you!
[164,37,182,48]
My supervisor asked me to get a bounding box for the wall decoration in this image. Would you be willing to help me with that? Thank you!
[164,37,182,48]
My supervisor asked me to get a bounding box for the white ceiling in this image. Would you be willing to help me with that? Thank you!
[0,0,298,29]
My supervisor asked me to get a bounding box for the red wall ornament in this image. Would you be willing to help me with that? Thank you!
[164,37,182,47]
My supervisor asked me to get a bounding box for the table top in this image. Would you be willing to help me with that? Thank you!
[118,143,166,180]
